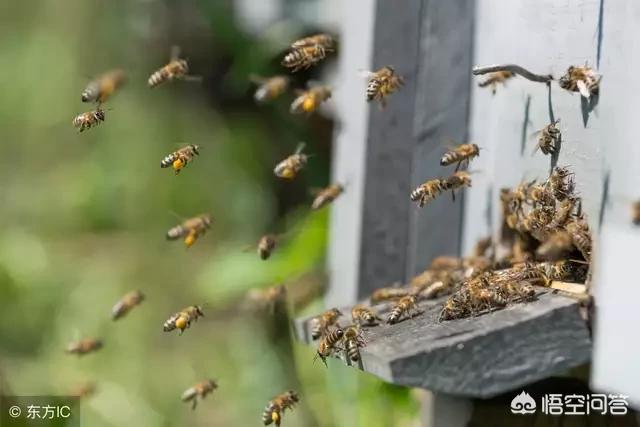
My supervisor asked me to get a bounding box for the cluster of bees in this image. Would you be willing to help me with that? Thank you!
[61,29,409,425]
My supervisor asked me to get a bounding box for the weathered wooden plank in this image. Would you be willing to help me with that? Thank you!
[294,292,591,398]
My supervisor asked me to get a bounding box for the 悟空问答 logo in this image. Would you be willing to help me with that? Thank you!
[511,391,536,414]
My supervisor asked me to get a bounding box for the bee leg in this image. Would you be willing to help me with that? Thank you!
[451,190,456,202]
[191,398,197,410]
[455,161,462,172]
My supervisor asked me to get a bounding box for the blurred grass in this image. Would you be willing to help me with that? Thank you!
[0,0,420,426]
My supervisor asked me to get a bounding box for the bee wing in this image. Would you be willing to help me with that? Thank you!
[249,74,265,84]
[241,244,256,253]
[576,80,591,99]
[357,69,375,80]
[170,45,181,61]
[183,75,203,83]
[294,142,306,154]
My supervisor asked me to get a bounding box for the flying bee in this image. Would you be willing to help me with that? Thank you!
[81,69,127,105]
[290,85,332,115]
[72,108,105,132]
[533,119,561,156]
[310,308,342,340]
[66,338,103,356]
[440,143,480,171]
[160,144,200,175]
[536,230,573,260]
[251,75,290,103]
[442,170,473,201]
[274,143,308,179]
[311,183,344,210]
[478,70,514,94]
[315,327,344,366]
[263,390,299,426]
[386,295,421,324]
[111,290,145,320]
[351,304,381,326]
[163,305,204,335]
[245,285,286,313]
[166,214,212,248]
[282,44,332,73]
[558,64,601,99]
[291,33,334,49]
[369,286,409,303]
[182,379,217,410]
[410,178,447,207]
[364,66,405,108]
[632,201,640,225]
[148,46,195,88]
[257,234,277,260]
[342,325,366,363]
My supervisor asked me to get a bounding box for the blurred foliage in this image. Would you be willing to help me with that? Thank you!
[0,0,419,426]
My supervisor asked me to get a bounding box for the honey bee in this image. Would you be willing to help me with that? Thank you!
[632,201,640,225]
[548,167,575,201]
[478,71,514,94]
[565,219,592,261]
[274,143,308,179]
[282,36,333,72]
[536,230,573,259]
[351,304,381,326]
[148,46,191,88]
[468,285,507,312]
[410,178,447,207]
[72,108,105,132]
[290,86,332,115]
[440,143,480,171]
[386,295,420,324]
[527,183,554,207]
[251,75,290,103]
[111,290,145,320]
[558,65,601,99]
[315,327,344,366]
[533,119,561,156]
[549,197,577,228]
[539,260,581,282]
[81,69,127,105]
[429,256,463,271]
[166,214,212,248]
[182,379,217,410]
[255,234,277,260]
[160,144,200,175]
[364,66,405,108]
[310,308,342,340]
[342,325,366,363]
[369,286,409,303]
[245,285,287,313]
[442,171,473,201]
[439,293,469,321]
[163,305,204,335]
[311,184,344,210]
[262,390,299,426]
[66,338,103,356]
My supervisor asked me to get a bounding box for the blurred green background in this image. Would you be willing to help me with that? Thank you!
[0,0,419,425]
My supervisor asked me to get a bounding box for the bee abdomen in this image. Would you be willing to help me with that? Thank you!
[366,80,380,101]
[161,153,178,168]
[148,69,169,88]
[346,340,360,362]
[440,152,460,166]
[166,226,184,240]
[262,403,278,425]
[81,82,100,103]
[387,307,403,324]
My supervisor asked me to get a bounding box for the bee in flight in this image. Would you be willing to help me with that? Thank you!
[282,34,334,72]
[262,390,299,426]
[440,143,480,171]
[72,108,105,132]
[290,85,332,115]
[363,66,404,108]
[477,71,514,94]
[81,69,127,105]
[274,143,308,179]
[182,379,217,410]
[310,308,342,340]
[532,119,561,156]
[256,234,277,260]
[251,75,290,103]
[163,305,205,335]
[160,144,200,175]
[66,338,103,356]
[245,285,287,313]
[558,64,601,99]
[311,183,344,210]
[148,46,198,88]
[112,290,145,320]
[410,178,447,207]
[166,214,212,248]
